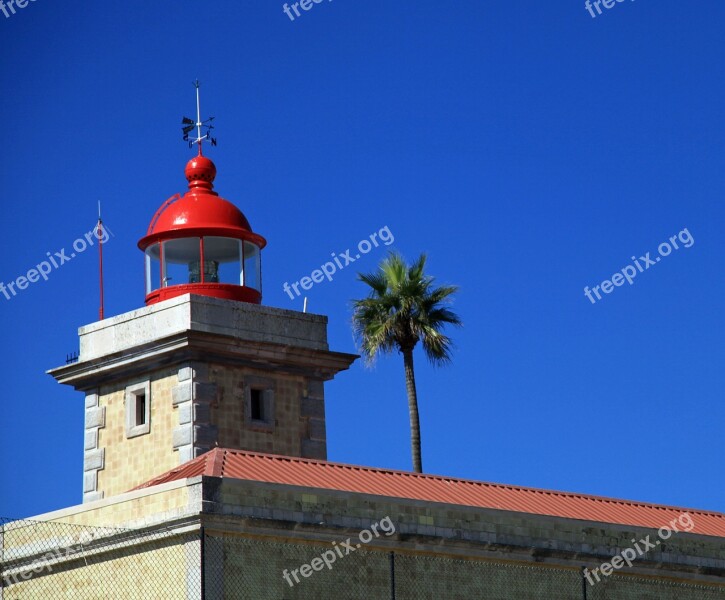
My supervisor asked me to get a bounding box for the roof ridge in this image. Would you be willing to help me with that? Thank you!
[207,447,225,478]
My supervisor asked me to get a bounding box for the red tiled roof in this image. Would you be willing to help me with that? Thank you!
[133,448,725,538]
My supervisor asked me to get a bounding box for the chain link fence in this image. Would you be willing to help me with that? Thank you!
[204,534,585,599]
[1,517,200,599]
[2,517,724,599]
[588,573,725,600]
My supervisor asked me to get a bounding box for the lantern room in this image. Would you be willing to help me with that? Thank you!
[138,154,266,305]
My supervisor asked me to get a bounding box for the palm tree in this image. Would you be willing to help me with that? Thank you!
[352,251,461,473]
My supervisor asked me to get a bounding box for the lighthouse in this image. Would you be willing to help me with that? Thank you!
[139,83,266,306]
[49,84,357,503]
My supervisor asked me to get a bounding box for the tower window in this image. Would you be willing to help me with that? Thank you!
[126,381,151,438]
[245,380,275,432]
[250,388,264,421]
[135,392,146,427]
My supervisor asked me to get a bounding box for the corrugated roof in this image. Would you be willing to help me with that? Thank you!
[133,448,725,538]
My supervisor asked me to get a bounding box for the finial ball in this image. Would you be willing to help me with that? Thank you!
[185,155,217,185]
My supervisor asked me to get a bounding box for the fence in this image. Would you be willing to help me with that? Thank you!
[0,517,200,599]
[2,517,724,599]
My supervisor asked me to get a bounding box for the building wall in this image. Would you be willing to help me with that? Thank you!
[88,360,327,501]
[7,528,723,600]
[171,361,327,468]
[205,534,725,600]
[0,481,201,600]
[207,364,326,459]
[2,483,194,550]
[3,478,724,599]
[5,526,722,600]
[205,478,725,596]
[90,368,179,500]
[2,532,198,600]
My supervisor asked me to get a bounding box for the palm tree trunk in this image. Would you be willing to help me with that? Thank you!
[402,348,423,473]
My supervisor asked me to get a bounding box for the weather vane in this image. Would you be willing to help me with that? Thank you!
[182,80,217,154]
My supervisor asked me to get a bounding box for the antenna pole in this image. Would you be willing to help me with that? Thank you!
[181,81,215,152]
[195,80,202,155]
[98,201,105,321]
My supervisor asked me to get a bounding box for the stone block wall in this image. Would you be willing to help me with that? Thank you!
[91,368,178,501]
[52,295,355,502]
[193,362,328,460]
[5,476,724,599]
[88,360,330,501]
[207,478,725,594]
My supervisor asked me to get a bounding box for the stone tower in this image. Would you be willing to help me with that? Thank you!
[49,132,356,502]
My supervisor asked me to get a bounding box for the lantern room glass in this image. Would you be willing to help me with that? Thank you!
[243,241,261,291]
[144,237,260,294]
[145,244,161,294]
[162,238,201,287]
[203,237,243,285]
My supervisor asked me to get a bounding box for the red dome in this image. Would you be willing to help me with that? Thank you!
[137,153,267,307]
[138,156,266,250]
[142,194,254,240]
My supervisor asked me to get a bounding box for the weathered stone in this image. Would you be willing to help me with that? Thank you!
[194,382,217,403]
[84,430,98,450]
[173,425,193,448]
[307,418,326,441]
[300,397,324,418]
[178,403,192,425]
[194,424,218,447]
[301,439,326,460]
[82,490,103,503]
[172,383,192,405]
[83,470,97,493]
[193,402,211,424]
[193,446,211,459]
[177,446,193,464]
[84,448,105,472]
[76,295,335,362]
[307,379,324,399]
[85,406,105,429]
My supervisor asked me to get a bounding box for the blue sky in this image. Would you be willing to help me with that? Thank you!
[1,0,723,519]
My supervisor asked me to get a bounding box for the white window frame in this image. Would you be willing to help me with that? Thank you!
[125,381,151,438]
